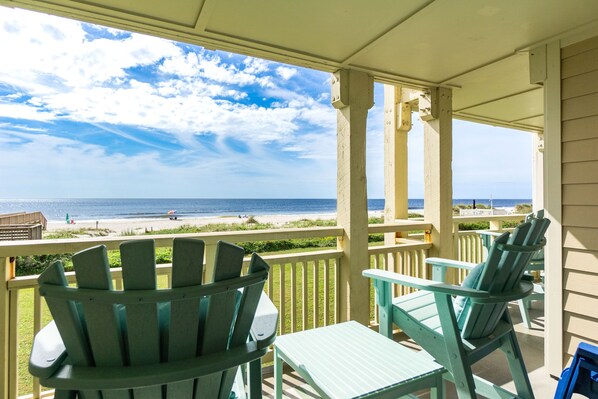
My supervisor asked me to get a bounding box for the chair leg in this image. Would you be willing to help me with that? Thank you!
[434,293,477,399]
[274,347,283,399]
[518,298,532,329]
[501,330,535,399]
[448,361,478,398]
[374,280,393,338]
[248,359,263,399]
[429,374,445,399]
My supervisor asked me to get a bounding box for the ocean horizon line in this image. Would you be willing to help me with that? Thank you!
[0,198,532,222]
[0,197,530,200]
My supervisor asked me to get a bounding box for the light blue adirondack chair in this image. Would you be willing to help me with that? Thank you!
[364,211,550,399]
[29,238,278,399]
[479,214,546,329]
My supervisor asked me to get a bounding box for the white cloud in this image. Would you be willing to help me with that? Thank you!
[159,52,275,88]
[0,7,374,199]
[0,7,336,152]
[24,84,304,145]
[276,66,297,80]
[0,102,55,121]
[243,58,270,74]
[0,8,180,94]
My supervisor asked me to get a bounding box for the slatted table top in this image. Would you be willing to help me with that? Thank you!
[274,321,445,399]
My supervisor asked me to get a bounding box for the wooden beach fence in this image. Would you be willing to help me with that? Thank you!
[0,212,47,241]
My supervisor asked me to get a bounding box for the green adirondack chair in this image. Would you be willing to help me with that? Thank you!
[364,211,550,399]
[29,238,278,399]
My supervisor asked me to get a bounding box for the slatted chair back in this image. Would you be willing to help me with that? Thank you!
[37,238,269,399]
[525,212,546,271]
[458,211,550,339]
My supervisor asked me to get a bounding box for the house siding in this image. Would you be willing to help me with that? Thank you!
[561,35,598,361]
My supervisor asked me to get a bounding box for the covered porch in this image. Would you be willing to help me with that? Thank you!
[2,0,598,398]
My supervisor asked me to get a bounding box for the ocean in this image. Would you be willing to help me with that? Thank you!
[0,198,531,222]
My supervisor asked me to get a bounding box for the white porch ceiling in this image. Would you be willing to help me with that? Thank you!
[2,0,598,133]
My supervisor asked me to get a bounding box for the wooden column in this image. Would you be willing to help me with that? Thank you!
[332,69,373,325]
[422,88,454,265]
[383,85,410,246]
[532,41,563,375]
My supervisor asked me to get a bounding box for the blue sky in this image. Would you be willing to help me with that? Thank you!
[0,7,532,200]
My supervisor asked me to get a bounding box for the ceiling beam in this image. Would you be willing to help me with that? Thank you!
[194,0,216,32]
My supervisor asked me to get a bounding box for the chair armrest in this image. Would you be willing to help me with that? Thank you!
[250,292,278,349]
[476,230,503,237]
[43,341,268,390]
[471,281,534,304]
[363,269,489,299]
[476,230,505,251]
[425,257,477,270]
[29,321,68,379]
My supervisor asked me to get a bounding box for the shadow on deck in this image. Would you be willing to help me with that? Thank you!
[262,303,558,398]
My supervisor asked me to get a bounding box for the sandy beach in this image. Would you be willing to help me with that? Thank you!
[46,212,363,236]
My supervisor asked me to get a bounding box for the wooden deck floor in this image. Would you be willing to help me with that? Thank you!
[263,303,559,398]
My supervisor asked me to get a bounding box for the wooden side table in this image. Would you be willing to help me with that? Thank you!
[274,321,445,399]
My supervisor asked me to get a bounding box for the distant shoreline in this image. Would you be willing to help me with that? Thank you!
[46,211,383,236]
[45,206,519,237]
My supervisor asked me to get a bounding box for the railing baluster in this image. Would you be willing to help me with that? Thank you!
[301,262,308,331]
[398,251,405,296]
[290,262,297,333]
[115,276,123,291]
[267,266,274,300]
[324,259,330,326]
[313,260,319,329]
[8,289,18,399]
[279,263,286,335]
[414,250,419,283]
[392,252,400,298]
[32,288,42,399]
[334,257,340,325]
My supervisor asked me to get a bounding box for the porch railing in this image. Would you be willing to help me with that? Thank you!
[0,214,524,399]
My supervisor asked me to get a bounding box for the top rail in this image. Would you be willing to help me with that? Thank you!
[0,221,434,257]
[0,226,345,257]
[368,220,431,234]
[452,214,526,224]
